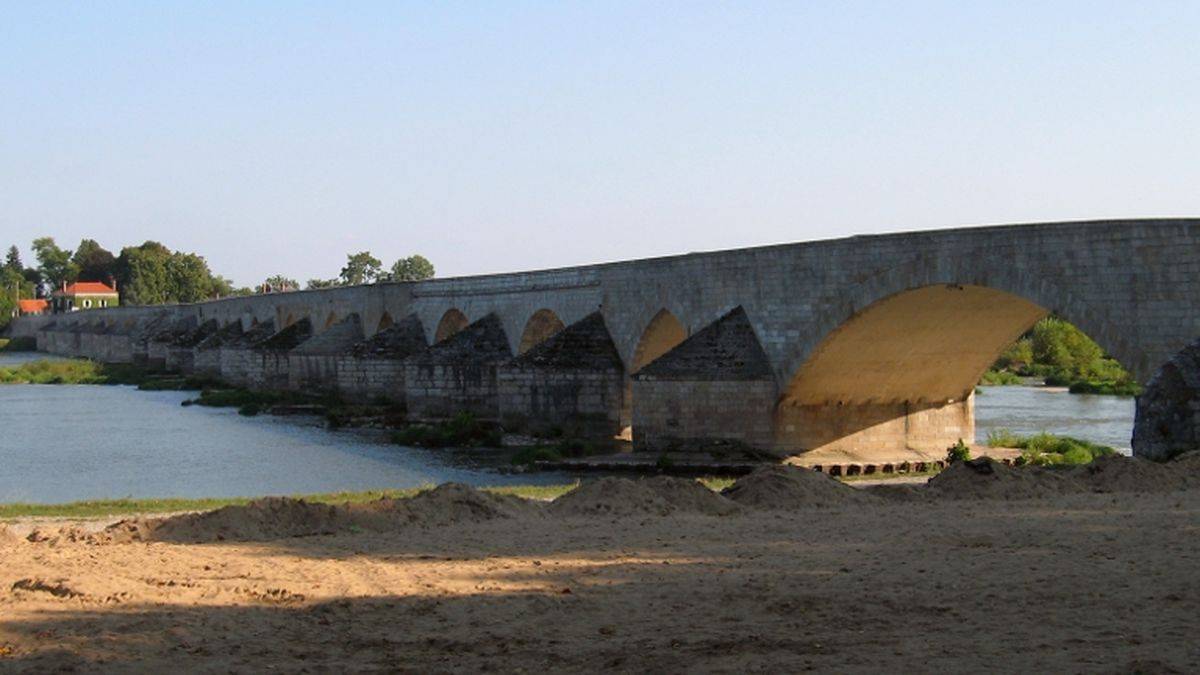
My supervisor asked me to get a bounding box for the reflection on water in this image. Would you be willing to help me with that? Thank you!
[975,385,1134,453]
[0,385,571,504]
[0,352,67,367]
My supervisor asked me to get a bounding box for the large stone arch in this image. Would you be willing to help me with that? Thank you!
[518,309,566,355]
[621,308,688,430]
[772,281,1135,460]
[434,308,469,343]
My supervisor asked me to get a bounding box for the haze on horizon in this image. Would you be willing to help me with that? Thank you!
[2,2,1198,287]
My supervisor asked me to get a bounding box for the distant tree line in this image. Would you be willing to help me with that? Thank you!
[1,237,253,325]
[2,239,436,326]
[263,252,435,293]
[985,317,1138,395]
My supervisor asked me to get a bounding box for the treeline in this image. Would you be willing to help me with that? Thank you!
[2,238,247,308]
[984,317,1138,395]
[261,252,434,293]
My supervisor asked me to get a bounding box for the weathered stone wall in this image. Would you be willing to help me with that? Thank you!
[775,397,975,458]
[335,357,406,404]
[406,363,502,421]
[497,367,623,437]
[632,379,778,452]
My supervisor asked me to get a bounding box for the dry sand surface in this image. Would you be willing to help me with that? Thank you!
[2,457,1200,673]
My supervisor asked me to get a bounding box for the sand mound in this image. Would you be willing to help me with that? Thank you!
[0,524,19,546]
[103,486,542,544]
[384,483,543,527]
[1070,454,1186,493]
[548,476,740,517]
[721,465,871,509]
[105,497,354,544]
[927,458,1078,500]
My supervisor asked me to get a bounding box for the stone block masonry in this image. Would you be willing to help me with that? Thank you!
[335,314,428,404]
[405,314,511,421]
[498,312,625,438]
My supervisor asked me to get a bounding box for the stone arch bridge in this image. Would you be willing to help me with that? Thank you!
[16,219,1200,463]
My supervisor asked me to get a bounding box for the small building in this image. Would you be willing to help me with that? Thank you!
[51,281,119,313]
[15,299,49,317]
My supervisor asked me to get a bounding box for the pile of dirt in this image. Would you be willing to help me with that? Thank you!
[368,483,544,528]
[548,476,741,517]
[103,486,543,544]
[1070,454,1187,493]
[1171,450,1200,477]
[721,465,872,509]
[926,458,1078,500]
[0,524,19,546]
[104,497,355,544]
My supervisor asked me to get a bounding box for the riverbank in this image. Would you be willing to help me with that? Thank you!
[2,460,1198,672]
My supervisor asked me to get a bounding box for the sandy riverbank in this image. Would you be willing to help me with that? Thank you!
[2,459,1199,673]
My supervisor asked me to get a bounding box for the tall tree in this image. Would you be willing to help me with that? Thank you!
[32,237,77,293]
[389,254,435,282]
[5,245,22,273]
[72,239,117,283]
[116,242,171,305]
[305,278,339,290]
[339,251,382,286]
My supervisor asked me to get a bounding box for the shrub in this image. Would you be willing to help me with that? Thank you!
[979,369,1023,386]
[946,439,972,463]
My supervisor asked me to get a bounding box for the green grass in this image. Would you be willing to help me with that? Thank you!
[0,358,108,384]
[985,429,1116,466]
[0,477,749,520]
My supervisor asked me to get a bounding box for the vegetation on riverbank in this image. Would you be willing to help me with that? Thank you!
[0,478,747,520]
[0,358,223,389]
[981,317,1140,396]
[986,429,1117,466]
[391,412,505,448]
[0,337,37,352]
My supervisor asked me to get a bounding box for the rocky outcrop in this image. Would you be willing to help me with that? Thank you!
[1133,338,1200,461]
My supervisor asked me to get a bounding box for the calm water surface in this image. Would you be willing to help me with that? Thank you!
[975,385,1134,452]
[0,384,572,504]
[0,381,1135,503]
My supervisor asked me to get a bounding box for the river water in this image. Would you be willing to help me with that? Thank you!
[0,374,1135,504]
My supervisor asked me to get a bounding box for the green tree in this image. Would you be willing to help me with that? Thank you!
[72,239,117,283]
[389,254,435,282]
[339,252,382,286]
[116,242,172,305]
[32,237,77,293]
[305,278,339,290]
[1031,318,1104,380]
[4,245,22,273]
[262,275,299,293]
[166,252,215,303]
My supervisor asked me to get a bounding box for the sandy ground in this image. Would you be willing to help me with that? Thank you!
[2,475,1200,673]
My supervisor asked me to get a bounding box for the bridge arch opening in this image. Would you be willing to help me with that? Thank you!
[518,309,565,354]
[622,309,688,432]
[377,312,394,333]
[434,309,469,343]
[776,283,1138,464]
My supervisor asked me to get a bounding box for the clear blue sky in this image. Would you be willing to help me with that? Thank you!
[2,2,1198,285]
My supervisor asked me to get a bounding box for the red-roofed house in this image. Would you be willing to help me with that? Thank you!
[51,281,120,313]
[16,299,49,316]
